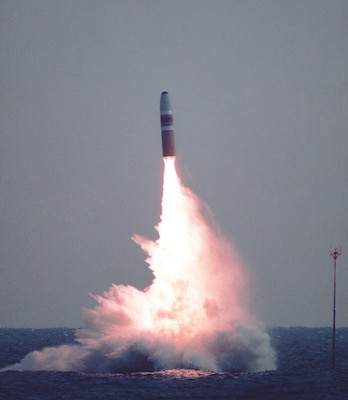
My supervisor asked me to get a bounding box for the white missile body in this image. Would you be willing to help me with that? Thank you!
[160,92,175,157]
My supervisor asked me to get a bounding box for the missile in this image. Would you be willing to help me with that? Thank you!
[160,91,176,157]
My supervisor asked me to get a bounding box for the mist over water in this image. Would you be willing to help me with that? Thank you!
[3,158,276,373]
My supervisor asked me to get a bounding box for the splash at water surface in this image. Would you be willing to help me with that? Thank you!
[3,157,276,373]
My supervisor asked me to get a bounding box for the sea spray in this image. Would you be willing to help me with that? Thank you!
[2,158,276,373]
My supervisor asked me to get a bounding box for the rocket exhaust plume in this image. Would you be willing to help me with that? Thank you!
[2,93,276,373]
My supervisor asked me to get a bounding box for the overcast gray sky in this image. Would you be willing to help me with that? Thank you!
[1,0,347,328]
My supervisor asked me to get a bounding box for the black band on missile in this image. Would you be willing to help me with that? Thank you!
[161,114,173,126]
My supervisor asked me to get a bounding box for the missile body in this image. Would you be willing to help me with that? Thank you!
[160,92,176,157]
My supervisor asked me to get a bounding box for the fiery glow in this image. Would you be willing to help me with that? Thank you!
[133,157,248,336]
[3,157,276,373]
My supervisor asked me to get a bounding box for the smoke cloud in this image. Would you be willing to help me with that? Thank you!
[2,158,276,373]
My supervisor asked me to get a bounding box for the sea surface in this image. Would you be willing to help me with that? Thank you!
[0,327,347,399]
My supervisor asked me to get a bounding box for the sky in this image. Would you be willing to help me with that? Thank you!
[1,0,347,328]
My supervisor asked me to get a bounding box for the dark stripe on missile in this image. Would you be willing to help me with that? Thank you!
[161,114,173,126]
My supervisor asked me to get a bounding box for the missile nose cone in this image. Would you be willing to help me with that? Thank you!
[160,91,172,114]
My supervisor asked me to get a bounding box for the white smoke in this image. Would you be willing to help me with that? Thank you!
[2,158,276,373]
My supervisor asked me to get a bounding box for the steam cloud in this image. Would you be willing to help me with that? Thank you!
[3,158,276,373]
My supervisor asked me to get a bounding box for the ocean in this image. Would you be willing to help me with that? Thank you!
[0,327,347,399]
